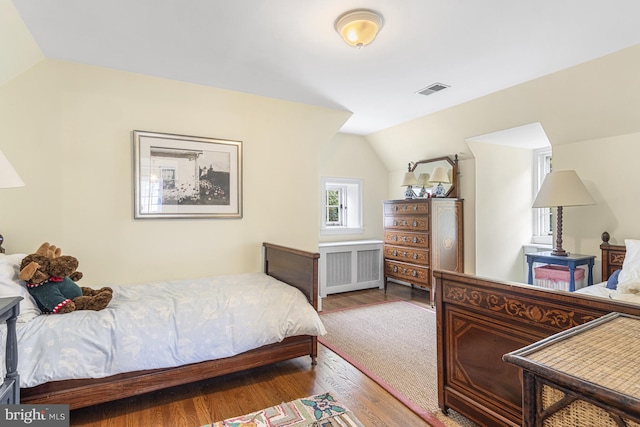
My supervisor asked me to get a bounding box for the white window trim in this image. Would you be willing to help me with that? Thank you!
[320,177,364,236]
[532,147,552,245]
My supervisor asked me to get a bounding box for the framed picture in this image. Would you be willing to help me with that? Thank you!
[133,130,242,219]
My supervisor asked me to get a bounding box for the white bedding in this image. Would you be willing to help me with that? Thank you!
[575,281,640,304]
[1,272,326,388]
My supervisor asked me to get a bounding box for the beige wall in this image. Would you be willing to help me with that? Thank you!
[318,133,387,243]
[368,44,640,282]
[0,60,350,285]
[553,132,640,249]
[467,142,533,281]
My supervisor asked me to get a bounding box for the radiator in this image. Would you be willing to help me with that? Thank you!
[318,240,383,299]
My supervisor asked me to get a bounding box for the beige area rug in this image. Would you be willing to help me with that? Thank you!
[318,301,477,427]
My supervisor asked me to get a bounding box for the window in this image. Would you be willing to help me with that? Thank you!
[533,147,552,244]
[321,177,363,235]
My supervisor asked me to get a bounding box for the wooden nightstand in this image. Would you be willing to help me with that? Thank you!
[504,312,640,426]
[0,296,22,404]
[525,251,595,291]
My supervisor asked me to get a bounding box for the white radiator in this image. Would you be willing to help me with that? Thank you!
[318,240,383,301]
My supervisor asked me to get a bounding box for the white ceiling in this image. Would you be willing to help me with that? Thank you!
[11,0,640,136]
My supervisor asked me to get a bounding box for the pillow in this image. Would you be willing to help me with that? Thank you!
[0,253,41,322]
[606,269,621,290]
[617,239,640,284]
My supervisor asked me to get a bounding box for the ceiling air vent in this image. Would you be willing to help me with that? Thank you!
[416,83,450,96]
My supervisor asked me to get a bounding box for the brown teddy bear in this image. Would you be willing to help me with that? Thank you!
[18,242,113,314]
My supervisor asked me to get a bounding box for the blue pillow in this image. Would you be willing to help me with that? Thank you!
[606,269,622,290]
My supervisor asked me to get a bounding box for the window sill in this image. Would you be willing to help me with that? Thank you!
[320,227,364,236]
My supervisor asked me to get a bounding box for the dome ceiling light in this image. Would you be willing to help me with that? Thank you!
[334,9,384,48]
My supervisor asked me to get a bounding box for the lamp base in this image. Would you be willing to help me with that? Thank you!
[434,183,446,197]
[404,186,416,199]
[551,248,569,257]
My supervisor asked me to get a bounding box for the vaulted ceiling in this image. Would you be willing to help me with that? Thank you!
[10,0,640,136]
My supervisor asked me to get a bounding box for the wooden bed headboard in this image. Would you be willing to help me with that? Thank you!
[600,231,626,282]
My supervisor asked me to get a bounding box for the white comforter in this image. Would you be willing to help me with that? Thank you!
[2,273,326,388]
[576,282,640,304]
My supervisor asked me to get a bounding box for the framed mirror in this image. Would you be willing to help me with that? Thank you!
[410,155,458,198]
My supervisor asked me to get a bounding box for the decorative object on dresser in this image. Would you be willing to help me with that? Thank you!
[416,173,432,198]
[401,163,418,199]
[429,166,450,197]
[532,170,595,256]
[383,198,463,306]
[504,312,640,427]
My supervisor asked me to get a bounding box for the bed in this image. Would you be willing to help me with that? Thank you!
[435,235,640,427]
[0,242,324,409]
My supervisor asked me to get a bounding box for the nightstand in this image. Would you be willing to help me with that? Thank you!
[0,296,22,405]
[504,312,640,426]
[525,251,595,291]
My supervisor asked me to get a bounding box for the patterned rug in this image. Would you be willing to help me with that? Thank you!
[204,392,364,427]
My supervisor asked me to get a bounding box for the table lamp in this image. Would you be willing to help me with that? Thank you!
[430,166,450,197]
[417,173,432,197]
[532,170,595,256]
[0,149,25,253]
[401,170,418,199]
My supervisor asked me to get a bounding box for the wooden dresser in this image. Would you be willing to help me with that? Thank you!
[383,198,463,305]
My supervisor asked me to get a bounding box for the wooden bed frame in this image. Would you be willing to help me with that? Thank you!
[435,237,640,427]
[16,242,320,409]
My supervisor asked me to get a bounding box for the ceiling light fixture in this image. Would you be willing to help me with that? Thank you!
[335,9,384,48]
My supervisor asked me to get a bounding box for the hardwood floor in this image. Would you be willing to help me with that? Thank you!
[70,283,434,426]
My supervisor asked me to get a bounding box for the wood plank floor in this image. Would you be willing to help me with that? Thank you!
[70,283,434,426]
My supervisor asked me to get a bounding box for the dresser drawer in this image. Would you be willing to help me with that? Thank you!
[384,260,430,285]
[384,201,430,215]
[383,215,429,232]
[384,244,429,266]
[384,231,429,248]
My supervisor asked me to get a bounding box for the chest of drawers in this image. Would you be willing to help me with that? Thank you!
[383,198,463,305]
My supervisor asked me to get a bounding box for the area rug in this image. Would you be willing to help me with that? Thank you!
[204,392,364,427]
[318,301,477,427]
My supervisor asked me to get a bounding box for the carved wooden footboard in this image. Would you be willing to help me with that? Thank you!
[435,241,638,427]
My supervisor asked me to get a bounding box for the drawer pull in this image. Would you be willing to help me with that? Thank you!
[413,253,418,259]
[413,237,418,243]
[412,270,418,277]
[402,268,407,273]
[412,220,418,227]
[403,252,407,257]
[402,220,407,226]
[392,250,397,256]
[392,235,398,241]
[413,205,418,211]
[393,206,398,211]
[393,265,398,273]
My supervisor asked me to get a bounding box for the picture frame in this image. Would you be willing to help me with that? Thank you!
[133,130,242,219]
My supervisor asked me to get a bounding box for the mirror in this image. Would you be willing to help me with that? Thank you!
[410,155,458,198]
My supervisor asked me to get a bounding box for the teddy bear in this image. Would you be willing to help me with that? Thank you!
[18,242,113,314]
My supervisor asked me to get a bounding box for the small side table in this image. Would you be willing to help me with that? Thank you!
[525,251,595,291]
[504,312,640,426]
[0,296,21,405]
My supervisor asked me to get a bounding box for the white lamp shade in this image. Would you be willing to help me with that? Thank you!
[401,172,418,186]
[532,170,594,208]
[417,173,432,187]
[429,167,450,184]
[0,150,24,188]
